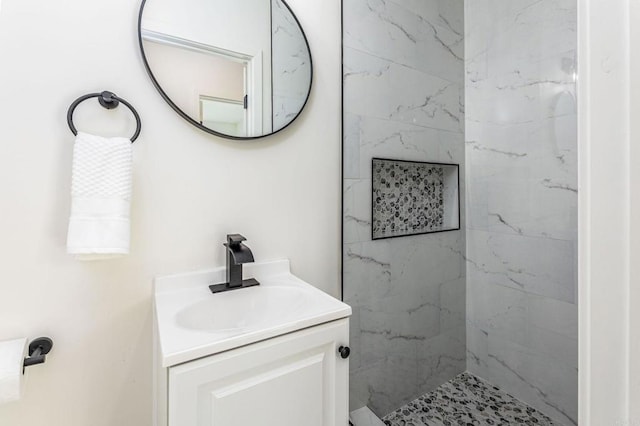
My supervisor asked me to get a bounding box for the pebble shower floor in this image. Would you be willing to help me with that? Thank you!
[383,372,557,426]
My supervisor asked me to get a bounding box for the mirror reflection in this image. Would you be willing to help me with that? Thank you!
[139,0,312,139]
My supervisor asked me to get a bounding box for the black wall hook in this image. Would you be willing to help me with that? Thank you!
[23,337,53,373]
[67,91,142,142]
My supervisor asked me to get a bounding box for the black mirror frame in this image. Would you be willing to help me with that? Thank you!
[137,0,313,141]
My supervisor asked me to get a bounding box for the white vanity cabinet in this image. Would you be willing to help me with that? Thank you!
[154,260,352,426]
[167,319,349,426]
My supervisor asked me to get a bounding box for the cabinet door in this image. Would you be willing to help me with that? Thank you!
[168,319,349,426]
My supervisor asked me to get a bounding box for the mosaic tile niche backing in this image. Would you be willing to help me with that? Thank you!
[372,158,459,239]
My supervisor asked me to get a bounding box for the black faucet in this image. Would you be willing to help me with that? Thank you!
[209,234,260,294]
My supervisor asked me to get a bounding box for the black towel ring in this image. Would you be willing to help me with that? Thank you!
[67,91,142,143]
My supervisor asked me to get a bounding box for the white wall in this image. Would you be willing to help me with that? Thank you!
[630,1,640,422]
[0,0,342,425]
[578,0,638,424]
[142,0,271,54]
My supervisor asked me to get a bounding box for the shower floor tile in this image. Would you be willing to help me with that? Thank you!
[382,372,557,426]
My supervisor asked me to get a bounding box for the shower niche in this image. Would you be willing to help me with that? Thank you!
[372,158,460,240]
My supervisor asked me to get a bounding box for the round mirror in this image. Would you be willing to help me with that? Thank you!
[138,0,313,140]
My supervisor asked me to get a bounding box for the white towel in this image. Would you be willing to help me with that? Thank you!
[67,132,133,259]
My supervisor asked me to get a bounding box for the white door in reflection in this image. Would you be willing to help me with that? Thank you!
[200,95,247,138]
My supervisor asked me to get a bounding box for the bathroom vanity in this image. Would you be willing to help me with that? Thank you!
[153,260,351,426]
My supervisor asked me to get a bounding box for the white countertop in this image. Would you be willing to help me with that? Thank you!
[154,259,351,367]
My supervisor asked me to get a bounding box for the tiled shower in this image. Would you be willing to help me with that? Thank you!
[342,0,577,425]
[343,0,466,417]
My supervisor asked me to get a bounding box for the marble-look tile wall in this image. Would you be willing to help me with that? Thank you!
[271,0,311,131]
[343,0,466,417]
[464,1,578,425]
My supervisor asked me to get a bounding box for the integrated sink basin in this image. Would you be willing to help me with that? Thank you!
[175,285,314,332]
[154,260,351,367]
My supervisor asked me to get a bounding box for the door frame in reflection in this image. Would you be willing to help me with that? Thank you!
[141,29,264,136]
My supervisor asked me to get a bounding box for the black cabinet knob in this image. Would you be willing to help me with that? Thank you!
[338,346,351,359]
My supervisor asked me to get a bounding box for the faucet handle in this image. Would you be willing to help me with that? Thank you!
[226,234,247,247]
[224,234,255,265]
